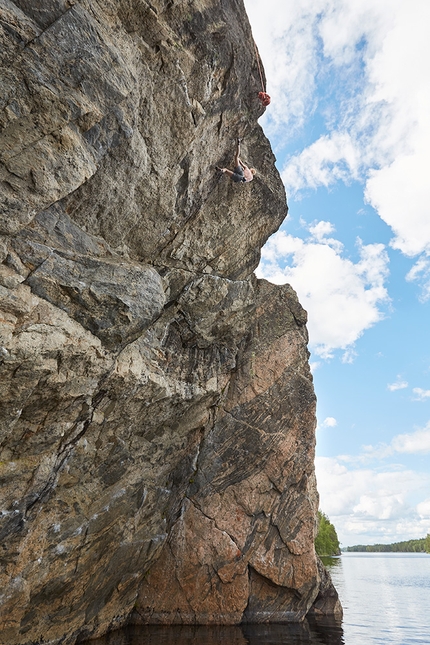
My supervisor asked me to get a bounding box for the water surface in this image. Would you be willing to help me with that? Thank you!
[326,552,430,645]
[86,621,343,645]
[84,552,430,644]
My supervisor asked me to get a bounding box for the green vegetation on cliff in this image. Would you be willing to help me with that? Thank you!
[315,511,341,556]
[345,534,430,552]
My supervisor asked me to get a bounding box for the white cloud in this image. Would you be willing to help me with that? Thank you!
[281,132,361,193]
[363,1,430,259]
[244,0,329,135]
[317,422,430,543]
[245,0,430,293]
[245,0,430,548]
[316,456,430,545]
[406,258,430,301]
[417,498,430,519]
[308,220,336,242]
[359,443,393,461]
[387,378,408,392]
[353,493,405,522]
[412,387,430,401]
[341,347,358,365]
[322,416,337,428]
[356,423,430,461]
[392,425,430,454]
[256,226,390,358]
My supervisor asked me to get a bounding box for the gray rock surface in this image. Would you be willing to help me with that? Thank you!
[0,0,341,643]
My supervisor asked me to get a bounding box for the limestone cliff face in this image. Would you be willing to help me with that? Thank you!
[0,0,341,643]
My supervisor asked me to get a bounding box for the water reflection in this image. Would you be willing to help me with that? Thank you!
[319,555,342,570]
[82,619,344,645]
[83,554,430,645]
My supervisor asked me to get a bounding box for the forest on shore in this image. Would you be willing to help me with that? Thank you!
[315,513,430,555]
[344,535,430,553]
[314,511,341,556]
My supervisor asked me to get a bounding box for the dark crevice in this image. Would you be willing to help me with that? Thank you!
[15,2,77,46]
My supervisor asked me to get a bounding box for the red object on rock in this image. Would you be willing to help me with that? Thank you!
[258,91,271,107]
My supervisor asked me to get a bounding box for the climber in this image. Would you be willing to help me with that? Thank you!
[216,139,256,183]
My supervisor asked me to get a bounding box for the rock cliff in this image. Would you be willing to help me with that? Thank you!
[0,0,341,643]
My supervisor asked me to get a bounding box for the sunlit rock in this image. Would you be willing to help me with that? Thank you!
[0,0,341,642]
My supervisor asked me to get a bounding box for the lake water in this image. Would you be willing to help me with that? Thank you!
[85,552,430,645]
[326,552,430,645]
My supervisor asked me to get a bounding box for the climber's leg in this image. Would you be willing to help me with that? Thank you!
[234,138,241,167]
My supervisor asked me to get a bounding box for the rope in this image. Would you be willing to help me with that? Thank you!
[253,40,271,106]
[253,40,265,92]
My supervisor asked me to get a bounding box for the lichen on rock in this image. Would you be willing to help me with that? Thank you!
[0,0,341,643]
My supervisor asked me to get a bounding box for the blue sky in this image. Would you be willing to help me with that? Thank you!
[244,0,430,546]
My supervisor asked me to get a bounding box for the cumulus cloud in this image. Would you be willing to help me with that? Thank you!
[412,387,430,401]
[406,259,430,302]
[417,498,430,519]
[387,378,408,392]
[357,423,430,461]
[316,456,430,544]
[363,0,430,260]
[315,422,430,545]
[245,0,430,545]
[244,0,328,135]
[392,425,430,454]
[321,416,337,428]
[317,422,430,543]
[245,0,430,295]
[281,132,362,193]
[256,224,390,358]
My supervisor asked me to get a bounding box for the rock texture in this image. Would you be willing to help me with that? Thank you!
[0,0,341,643]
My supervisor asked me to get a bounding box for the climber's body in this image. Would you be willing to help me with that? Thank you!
[217,139,255,183]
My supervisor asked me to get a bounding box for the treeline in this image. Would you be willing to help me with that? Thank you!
[315,511,341,556]
[345,534,430,553]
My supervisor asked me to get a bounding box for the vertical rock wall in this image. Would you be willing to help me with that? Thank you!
[0,0,341,643]
[135,280,321,624]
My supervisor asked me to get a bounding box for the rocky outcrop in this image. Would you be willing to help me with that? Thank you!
[0,0,341,643]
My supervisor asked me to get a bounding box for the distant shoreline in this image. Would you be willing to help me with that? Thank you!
[342,535,429,553]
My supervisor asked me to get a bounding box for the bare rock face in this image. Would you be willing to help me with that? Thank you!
[0,0,341,643]
[135,280,323,625]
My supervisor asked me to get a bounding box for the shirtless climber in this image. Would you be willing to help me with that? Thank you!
[216,139,256,183]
